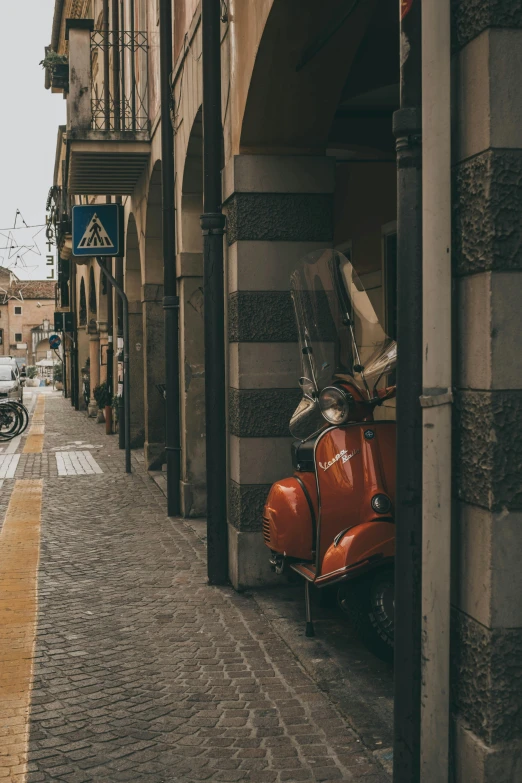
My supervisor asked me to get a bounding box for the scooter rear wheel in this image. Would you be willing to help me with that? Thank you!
[338,567,394,662]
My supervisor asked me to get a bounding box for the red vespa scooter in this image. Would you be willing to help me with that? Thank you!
[262,249,397,660]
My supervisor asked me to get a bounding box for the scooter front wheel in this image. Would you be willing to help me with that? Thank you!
[338,567,394,662]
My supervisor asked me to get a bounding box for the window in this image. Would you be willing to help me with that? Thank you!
[14,333,22,343]
[0,329,3,345]
[14,306,22,315]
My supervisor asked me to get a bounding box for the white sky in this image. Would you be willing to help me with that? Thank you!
[0,1,66,280]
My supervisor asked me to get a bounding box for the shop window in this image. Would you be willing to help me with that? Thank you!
[14,306,22,315]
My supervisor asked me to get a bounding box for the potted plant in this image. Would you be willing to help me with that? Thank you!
[26,366,39,387]
[93,382,112,426]
[40,50,69,91]
[53,362,64,391]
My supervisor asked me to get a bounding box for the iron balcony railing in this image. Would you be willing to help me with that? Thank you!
[90,30,149,132]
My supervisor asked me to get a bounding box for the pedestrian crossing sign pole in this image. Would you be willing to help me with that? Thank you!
[72,204,124,257]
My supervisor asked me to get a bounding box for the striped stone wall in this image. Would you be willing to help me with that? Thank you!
[223,155,335,588]
[451,2,522,778]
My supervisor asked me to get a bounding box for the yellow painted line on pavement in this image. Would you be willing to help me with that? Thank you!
[23,397,45,455]
[0,479,43,782]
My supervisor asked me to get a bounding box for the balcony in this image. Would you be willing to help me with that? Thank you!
[65,19,150,196]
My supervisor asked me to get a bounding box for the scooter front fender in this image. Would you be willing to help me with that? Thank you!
[316,521,395,586]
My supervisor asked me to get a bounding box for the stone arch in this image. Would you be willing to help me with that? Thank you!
[143,161,163,284]
[124,214,145,448]
[180,108,203,253]
[35,338,51,364]
[240,0,380,152]
[178,109,206,517]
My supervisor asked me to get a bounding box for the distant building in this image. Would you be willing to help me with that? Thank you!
[0,267,56,366]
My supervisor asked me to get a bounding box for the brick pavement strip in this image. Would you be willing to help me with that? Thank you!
[0,479,43,783]
[1,393,389,783]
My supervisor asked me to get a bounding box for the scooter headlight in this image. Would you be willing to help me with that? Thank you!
[371,494,392,514]
[319,386,353,425]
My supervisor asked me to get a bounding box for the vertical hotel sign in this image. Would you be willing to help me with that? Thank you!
[401,0,413,19]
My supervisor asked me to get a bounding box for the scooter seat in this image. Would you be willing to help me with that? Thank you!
[292,437,318,472]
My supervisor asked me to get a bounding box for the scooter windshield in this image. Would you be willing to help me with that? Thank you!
[289,249,396,441]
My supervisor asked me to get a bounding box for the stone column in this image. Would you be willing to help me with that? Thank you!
[177,253,206,517]
[223,155,335,589]
[88,326,100,418]
[127,300,145,448]
[65,19,94,132]
[452,11,522,780]
[142,284,165,468]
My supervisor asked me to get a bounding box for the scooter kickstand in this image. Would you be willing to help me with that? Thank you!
[305,581,315,638]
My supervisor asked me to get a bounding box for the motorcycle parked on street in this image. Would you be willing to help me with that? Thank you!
[262,249,397,660]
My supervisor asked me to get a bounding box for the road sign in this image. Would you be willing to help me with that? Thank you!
[72,204,124,257]
[54,312,74,332]
[49,334,62,349]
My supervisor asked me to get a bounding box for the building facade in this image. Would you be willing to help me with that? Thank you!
[44,1,522,779]
[0,268,56,366]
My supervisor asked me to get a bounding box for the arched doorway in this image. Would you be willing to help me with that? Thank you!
[142,161,166,470]
[226,0,399,588]
[179,109,206,518]
[125,214,145,447]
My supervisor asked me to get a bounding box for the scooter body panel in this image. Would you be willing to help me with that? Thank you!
[314,422,395,569]
[263,475,317,561]
[319,521,395,585]
[263,421,396,582]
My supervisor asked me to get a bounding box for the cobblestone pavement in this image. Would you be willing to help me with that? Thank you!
[0,391,390,783]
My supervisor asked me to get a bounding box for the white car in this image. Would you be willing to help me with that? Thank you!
[0,361,23,402]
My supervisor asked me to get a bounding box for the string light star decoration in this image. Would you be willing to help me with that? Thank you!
[0,210,48,279]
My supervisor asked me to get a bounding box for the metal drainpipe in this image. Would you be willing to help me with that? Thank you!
[201,0,228,585]
[420,0,452,778]
[392,0,423,780]
[159,0,181,517]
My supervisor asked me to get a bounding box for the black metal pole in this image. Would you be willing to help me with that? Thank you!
[105,197,114,403]
[71,257,79,410]
[106,259,114,399]
[393,0,423,781]
[97,258,131,473]
[62,336,67,397]
[159,0,181,517]
[201,0,228,585]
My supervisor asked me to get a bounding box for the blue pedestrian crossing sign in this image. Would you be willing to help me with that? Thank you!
[72,204,124,257]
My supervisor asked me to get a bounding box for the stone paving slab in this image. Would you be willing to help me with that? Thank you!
[0,392,390,782]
